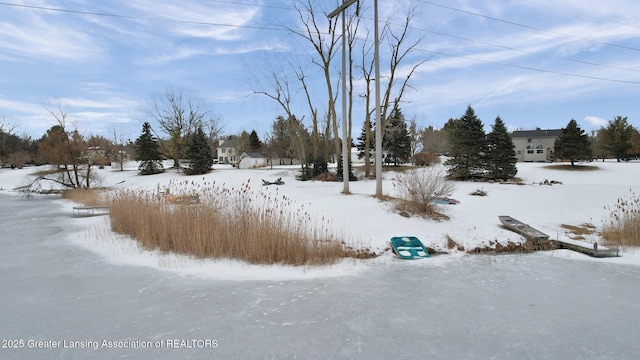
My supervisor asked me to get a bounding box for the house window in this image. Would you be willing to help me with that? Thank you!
[221,148,226,153]
[537,150,544,154]
[527,150,534,154]
[527,138,532,143]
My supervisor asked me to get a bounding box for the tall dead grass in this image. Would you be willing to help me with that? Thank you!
[62,188,105,206]
[107,179,351,266]
[602,190,640,249]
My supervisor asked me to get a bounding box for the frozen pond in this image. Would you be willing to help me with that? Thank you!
[1,194,639,359]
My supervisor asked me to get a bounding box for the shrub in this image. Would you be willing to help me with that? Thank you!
[412,152,438,166]
[602,190,640,248]
[393,167,456,219]
[299,156,329,181]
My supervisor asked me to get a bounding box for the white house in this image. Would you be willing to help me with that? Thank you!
[238,152,268,169]
[217,136,239,165]
[511,129,563,162]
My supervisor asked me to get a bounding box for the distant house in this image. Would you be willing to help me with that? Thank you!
[217,136,239,165]
[511,129,563,162]
[238,152,268,169]
[83,146,110,166]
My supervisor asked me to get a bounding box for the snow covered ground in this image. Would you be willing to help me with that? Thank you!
[1,161,640,359]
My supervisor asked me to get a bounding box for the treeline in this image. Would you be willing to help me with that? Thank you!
[0,120,132,171]
[443,106,517,181]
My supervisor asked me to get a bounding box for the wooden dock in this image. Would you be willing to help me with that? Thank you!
[73,206,110,217]
[552,238,620,258]
[499,216,550,241]
[499,216,620,258]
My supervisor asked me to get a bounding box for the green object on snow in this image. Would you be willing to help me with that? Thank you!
[390,236,429,259]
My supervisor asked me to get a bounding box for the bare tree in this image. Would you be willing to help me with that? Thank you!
[146,89,211,169]
[356,4,428,177]
[111,128,129,171]
[294,66,319,159]
[36,106,94,188]
[421,126,449,155]
[359,28,375,178]
[203,116,224,154]
[378,6,430,131]
[408,117,423,159]
[252,70,308,168]
[288,0,341,164]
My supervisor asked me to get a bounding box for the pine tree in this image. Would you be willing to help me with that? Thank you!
[554,119,592,166]
[485,116,517,180]
[444,106,486,179]
[629,128,640,158]
[600,116,633,161]
[383,105,411,166]
[268,116,293,160]
[356,118,374,160]
[134,122,164,175]
[184,126,213,175]
[249,130,262,152]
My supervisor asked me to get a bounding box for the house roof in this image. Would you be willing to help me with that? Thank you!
[219,137,239,148]
[512,129,562,138]
[243,152,266,158]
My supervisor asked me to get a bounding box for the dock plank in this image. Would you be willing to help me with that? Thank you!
[73,206,110,217]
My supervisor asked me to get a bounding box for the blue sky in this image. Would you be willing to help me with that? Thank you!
[1,0,639,141]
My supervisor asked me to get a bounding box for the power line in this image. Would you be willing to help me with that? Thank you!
[416,0,640,53]
[518,0,640,31]
[2,1,639,84]
[0,1,283,31]
[416,47,640,85]
[358,14,640,74]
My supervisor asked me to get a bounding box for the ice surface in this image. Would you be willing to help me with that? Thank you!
[1,194,640,359]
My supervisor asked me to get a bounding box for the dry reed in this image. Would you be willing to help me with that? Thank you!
[106,179,350,266]
[62,188,105,206]
[602,189,640,249]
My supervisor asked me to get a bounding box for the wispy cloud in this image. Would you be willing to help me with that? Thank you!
[584,116,608,127]
[140,46,207,65]
[0,17,102,63]
[124,1,262,41]
[1,0,638,138]
[213,42,290,55]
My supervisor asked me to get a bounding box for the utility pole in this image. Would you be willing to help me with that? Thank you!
[328,0,357,194]
[374,0,383,197]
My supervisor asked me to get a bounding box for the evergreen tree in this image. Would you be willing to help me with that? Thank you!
[383,105,411,166]
[629,128,640,159]
[600,116,633,161]
[336,154,356,181]
[554,119,592,166]
[249,130,262,152]
[266,116,292,160]
[184,126,213,175]
[485,116,517,180]
[444,106,487,179]
[134,122,164,175]
[356,118,374,160]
